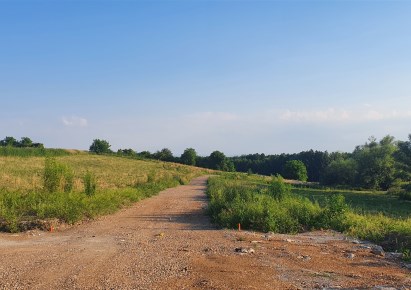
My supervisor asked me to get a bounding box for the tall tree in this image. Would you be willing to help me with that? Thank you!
[283,160,308,182]
[89,139,111,154]
[209,150,227,170]
[0,136,17,147]
[19,137,33,147]
[321,158,357,187]
[394,134,411,181]
[154,148,174,162]
[353,135,397,190]
[181,148,197,166]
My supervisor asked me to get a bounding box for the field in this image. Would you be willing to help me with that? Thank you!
[207,173,411,255]
[0,152,209,232]
[293,187,411,218]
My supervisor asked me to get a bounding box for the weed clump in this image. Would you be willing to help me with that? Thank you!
[83,171,97,196]
[269,175,291,201]
[44,158,74,193]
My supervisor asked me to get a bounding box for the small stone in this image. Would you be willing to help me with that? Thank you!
[346,253,355,259]
[285,239,295,243]
[388,252,403,259]
[404,263,411,270]
[371,245,385,256]
[235,247,254,254]
[351,239,361,244]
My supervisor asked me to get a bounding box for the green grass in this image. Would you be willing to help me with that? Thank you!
[0,153,209,232]
[292,187,411,218]
[207,173,411,254]
[0,147,75,157]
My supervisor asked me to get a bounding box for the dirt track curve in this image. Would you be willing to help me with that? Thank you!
[0,176,410,290]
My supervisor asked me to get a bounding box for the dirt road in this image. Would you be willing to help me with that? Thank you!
[0,176,410,289]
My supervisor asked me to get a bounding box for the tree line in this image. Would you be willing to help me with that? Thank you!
[5,135,410,194]
[0,136,44,148]
[93,134,411,195]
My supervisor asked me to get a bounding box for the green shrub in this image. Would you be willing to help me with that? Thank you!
[269,175,291,201]
[44,158,74,193]
[83,171,97,196]
[319,194,349,231]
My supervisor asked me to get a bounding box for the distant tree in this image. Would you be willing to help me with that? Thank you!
[353,135,397,190]
[208,150,235,171]
[209,150,227,170]
[154,148,174,162]
[394,134,411,181]
[89,139,111,154]
[117,148,136,156]
[32,143,44,148]
[0,136,17,147]
[181,148,197,166]
[283,160,308,182]
[19,137,33,147]
[138,151,153,159]
[321,158,357,187]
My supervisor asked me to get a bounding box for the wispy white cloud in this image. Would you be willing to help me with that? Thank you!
[61,116,88,127]
[278,107,411,123]
[185,111,239,122]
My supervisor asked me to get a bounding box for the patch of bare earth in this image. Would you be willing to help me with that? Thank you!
[0,176,409,289]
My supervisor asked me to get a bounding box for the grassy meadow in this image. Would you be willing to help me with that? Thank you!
[0,151,209,232]
[207,173,411,255]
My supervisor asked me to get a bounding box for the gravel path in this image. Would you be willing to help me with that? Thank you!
[0,176,410,289]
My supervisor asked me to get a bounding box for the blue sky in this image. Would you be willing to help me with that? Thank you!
[1,1,411,156]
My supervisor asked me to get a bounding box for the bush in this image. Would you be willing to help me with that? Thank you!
[207,176,322,234]
[44,158,74,193]
[269,175,291,201]
[319,194,349,231]
[83,171,97,196]
[387,182,411,201]
[284,160,308,182]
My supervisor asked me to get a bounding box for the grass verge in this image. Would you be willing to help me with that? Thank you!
[206,174,411,254]
[0,154,209,232]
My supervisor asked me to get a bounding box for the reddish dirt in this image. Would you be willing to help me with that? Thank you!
[0,176,410,289]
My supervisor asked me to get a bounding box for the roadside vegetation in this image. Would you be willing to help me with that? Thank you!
[207,174,411,255]
[0,153,209,232]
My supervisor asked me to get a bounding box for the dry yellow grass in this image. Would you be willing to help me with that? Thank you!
[0,155,210,193]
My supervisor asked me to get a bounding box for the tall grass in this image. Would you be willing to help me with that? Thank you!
[0,147,72,157]
[0,154,209,232]
[207,174,411,253]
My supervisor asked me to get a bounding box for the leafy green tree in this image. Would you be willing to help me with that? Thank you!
[181,148,197,166]
[0,136,17,147]
[117,148,136,156]
[394,134,411,181]
[89,139,111,154]
[154,148,174,162]
[138,151,152,159]
[283,160,308,182]
[209,150,226,170]
[353,135,397,190]
[19,137,33,147]
[321,158,357,186]
[208,150,235,171]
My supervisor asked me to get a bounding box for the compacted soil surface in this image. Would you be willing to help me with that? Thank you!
[0,176,410,290]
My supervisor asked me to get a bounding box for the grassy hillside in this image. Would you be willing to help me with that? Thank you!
[0,153,210,232]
